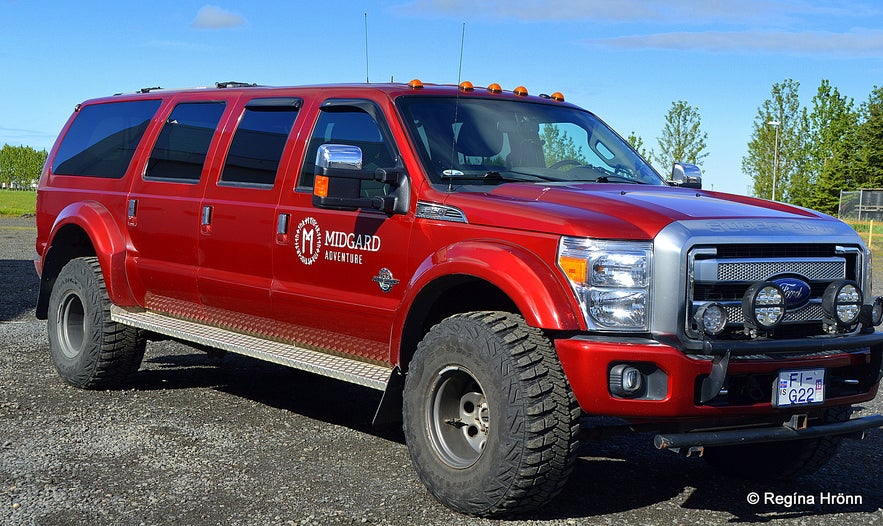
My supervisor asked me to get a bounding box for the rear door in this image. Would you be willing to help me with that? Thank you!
[272,98,413,363]
[197,95,303,320]
[126,96,228,312]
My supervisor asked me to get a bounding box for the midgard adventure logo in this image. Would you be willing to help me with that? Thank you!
[295,217,382,265]
[294,217,322,265]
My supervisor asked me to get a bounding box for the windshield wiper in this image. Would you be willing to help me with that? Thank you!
[441,170,562,183]
[595,175,641,184]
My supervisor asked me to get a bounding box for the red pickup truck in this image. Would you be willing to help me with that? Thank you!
[35,80,883,517]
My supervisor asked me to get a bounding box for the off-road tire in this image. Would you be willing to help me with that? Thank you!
[47,257,145,389]
[402,311,581,517]
[703,405,851,480]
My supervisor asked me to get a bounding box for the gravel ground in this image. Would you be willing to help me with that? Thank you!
[1,216,881,525]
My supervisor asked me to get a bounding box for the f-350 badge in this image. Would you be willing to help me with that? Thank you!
[372,268,400,293]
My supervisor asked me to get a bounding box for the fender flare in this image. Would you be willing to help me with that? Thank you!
[41,201,135,311]
[390,239,583,364]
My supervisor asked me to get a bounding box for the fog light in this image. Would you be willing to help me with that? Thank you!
[694,302,728,337]
[609,364,645,397]
[822,280,862,327]
[742,282,786,332]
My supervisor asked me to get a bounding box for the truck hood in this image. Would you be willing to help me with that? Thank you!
[444,183,833,240]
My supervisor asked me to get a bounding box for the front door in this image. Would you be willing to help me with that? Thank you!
[272,99,412,363]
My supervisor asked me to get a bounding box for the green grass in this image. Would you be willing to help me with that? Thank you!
[0,189,37,217]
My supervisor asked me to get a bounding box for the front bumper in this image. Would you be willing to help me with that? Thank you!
[554,335,883,419]
[654,414,883,450]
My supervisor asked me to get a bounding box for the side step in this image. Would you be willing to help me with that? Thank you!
[110,305,390,390]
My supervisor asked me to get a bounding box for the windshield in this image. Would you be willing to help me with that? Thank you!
[396,96,664,187]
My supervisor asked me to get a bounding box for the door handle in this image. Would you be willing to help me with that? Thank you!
[201,205,213,234]
[276,213,291,244]
[127,199,138,227]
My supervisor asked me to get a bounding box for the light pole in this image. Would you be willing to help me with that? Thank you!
[767,120,780,201]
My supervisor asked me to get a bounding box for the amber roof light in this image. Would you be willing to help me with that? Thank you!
[487,83,503,94]
[459,81,474,92]
[514,86,529,97]
[408,79,424,89]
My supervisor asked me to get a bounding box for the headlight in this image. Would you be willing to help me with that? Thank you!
[558,238,652,331]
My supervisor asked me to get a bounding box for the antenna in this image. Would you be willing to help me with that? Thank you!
[457,22,465,85]
[364,13,369,83]
[448,22,466,192]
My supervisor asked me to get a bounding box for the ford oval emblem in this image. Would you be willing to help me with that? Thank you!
[772,277,812,310]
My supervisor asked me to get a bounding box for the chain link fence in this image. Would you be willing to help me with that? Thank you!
[839,189,883,221]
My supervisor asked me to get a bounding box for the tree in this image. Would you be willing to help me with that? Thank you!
[800,80,858,214]
[626,131,651,160]
[851,86,883,190]
[0,144,48,187]
[541,124,587,167]
[742,79,805,201]
[653,100,708,172]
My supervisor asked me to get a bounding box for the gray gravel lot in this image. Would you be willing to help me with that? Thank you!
[1,216,881,525]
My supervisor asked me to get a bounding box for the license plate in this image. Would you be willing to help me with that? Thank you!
[775,368,825,407]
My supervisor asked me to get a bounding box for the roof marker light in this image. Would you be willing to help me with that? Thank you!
[487,83,502,94]
[459,81,474,92]
[408,79,424,89]
[514,86,528,96]
[551,92,565,102]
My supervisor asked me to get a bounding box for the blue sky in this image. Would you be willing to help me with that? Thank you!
[2,0,883,196]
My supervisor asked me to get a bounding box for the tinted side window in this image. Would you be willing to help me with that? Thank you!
[52,100,161,178]
[298,109,394,189]
[220,100,300,186]
[145,101,226,182]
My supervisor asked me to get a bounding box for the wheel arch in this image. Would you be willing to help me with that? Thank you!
[36,202,133,319]
[373,240,581,426]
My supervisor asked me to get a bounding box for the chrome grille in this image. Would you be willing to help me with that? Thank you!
[692,257,846,282]
[716,259,845,281]
[687,246,858,339]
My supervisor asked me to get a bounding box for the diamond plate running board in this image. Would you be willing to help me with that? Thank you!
[110,305,390,390]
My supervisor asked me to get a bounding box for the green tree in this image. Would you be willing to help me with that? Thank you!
[541,124,587,167]
[626,131,651,160]
[653,100,708,172]
[0,144,48,187]
[743,79,805,201]
[850,86,883,190]
[801,80,858,214]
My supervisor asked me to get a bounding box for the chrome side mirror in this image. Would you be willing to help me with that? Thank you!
[668,163,702,189]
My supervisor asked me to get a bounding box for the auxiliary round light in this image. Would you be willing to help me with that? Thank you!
[694,302,728,337]
[822,280,863,327]
[742,282,786,331]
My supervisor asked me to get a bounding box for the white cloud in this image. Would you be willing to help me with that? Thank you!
[191,5,246,29]
[584,29,883,58]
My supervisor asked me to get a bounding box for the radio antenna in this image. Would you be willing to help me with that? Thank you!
[457,22,465,84]
[364,13,370,83]
[448,22,466,192]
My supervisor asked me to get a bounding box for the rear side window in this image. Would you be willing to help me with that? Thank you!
[220,98,300,186]
[145,101,226,182]
[52,100,161,178]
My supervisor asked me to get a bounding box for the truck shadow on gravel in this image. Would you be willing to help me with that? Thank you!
[134,349,387,436]
[0,260,38,321]
[130,347,882,522]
